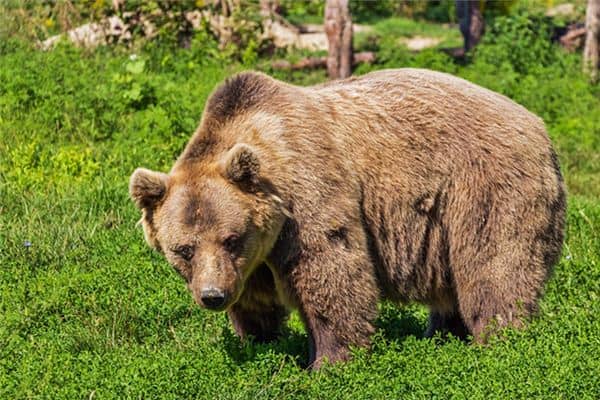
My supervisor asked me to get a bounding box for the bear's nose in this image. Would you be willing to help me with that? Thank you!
[200,288,226,310]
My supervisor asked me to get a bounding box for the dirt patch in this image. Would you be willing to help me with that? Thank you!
[399,36,443,51]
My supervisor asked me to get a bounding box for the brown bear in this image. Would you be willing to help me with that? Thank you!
[129,68,566,369]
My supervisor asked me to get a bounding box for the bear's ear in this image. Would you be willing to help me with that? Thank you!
[219,143,260,189]
[129,168,168,209]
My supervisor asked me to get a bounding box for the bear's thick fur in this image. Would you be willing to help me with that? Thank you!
[130,69,566,368]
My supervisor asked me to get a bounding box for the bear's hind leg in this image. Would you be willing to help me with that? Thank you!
[455,278,533,343]
[448,178,561,343]
[227,263,288,342]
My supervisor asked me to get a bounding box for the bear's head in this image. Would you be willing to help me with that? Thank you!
[129,143,287,311]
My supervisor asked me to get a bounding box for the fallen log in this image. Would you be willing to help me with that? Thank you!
[272,51,375,70]
[559,25,586,52]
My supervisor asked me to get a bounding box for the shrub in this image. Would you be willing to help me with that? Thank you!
[475,13,556,75]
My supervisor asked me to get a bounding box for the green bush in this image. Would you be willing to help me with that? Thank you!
[475,13,556,75]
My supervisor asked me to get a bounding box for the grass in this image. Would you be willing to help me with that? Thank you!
[363,16,462,49]
[1,13,600,399]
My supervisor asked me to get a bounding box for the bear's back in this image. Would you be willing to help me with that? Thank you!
[308,68,548,151]
[289,68,556,194]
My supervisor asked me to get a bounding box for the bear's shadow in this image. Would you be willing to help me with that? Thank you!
[376,304,428,341]
[222,325,311,367]
[221,305,428,368]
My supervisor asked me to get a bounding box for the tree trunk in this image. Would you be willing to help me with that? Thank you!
[469,2,484,49]
[324,0,353,79]
[583,0,600,82]
[456,0,484,53]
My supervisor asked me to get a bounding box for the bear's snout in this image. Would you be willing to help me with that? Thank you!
[200,287,227,310]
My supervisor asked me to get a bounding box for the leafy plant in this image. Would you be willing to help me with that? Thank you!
[112,57,157,110]
[475,13,556,75]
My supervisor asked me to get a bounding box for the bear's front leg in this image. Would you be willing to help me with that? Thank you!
[287,244,379,369]
[227,263,288,342]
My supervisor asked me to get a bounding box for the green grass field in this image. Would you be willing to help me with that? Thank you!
[1,13,599,399]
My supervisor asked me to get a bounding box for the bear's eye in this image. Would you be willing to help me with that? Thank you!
[173,245,194,262]
[223,234,242,255]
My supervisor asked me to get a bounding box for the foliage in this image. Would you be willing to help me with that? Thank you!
[475,13,556,75]
[0,0,90,41]
[280,0,518,25]
[279,0,325,25]
[0,0,263,63]
[1,8,599,399]
[361,16,462,65]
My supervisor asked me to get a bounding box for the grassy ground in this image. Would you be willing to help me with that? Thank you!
[361,16,462,49]
[1,14,599,399]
